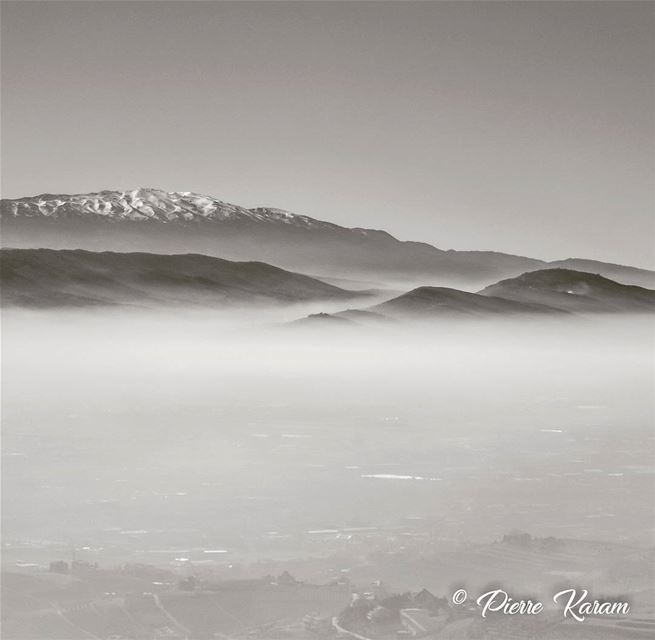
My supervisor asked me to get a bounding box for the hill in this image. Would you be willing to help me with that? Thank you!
[0,248,363,309]
[479,268,655,313]
[549,258,654,289]
[369,286,564,319]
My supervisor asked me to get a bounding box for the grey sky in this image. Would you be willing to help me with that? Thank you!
[2,1,653,267]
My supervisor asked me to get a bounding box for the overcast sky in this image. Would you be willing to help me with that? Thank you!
[2,1,653,267]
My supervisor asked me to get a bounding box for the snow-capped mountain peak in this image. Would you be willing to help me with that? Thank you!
[1,188,338,229]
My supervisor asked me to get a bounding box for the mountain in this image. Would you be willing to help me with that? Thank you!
[290,312,358,328]
[479,268,655,313]
[547,258,655,289]
[369,286,564,318]
[1,188,339,226]
[0,188,543,287]
[284,268,655,325]
[0,248,364,309]
[287,308,393,329]
[5,187,652,289]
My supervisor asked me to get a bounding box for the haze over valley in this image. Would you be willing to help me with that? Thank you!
[2,193,654,639]
[3,305,654,639]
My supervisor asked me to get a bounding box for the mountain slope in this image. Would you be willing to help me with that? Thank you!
[369,286,564,318]
[0,188,547,288]
[548,258,654,289]
[3,188,652,288]
[479,269,655,313]
[1,188,342,228]
[0,248,363,309]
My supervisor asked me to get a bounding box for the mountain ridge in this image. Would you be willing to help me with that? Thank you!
[2,188,373,233]
[0,247,365,309]
[480,268,655,313]
[3,249,653,318]
[288,269,655,326]
[370,285,567,318]
[2,188,653,289]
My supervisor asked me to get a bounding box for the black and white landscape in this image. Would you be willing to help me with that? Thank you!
[2,187,654,640]
[2,2,654,640]
[3,188,654,290]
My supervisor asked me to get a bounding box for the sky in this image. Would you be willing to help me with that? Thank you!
[2,1,653,268]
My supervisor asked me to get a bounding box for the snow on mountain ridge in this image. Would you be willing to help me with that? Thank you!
[2,188,339,229]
